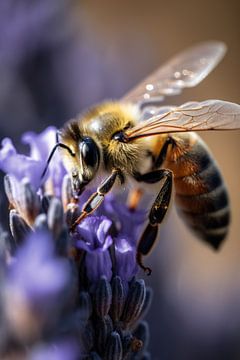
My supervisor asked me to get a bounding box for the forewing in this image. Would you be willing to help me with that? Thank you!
[125,100,240,140]
[122,41,226,106]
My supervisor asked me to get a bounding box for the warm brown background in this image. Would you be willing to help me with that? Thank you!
[78,1,240,358]
[0,0,239,358]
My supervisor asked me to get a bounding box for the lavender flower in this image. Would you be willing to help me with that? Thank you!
[75,216,113,283]
[0,127,66,193]
[30,340,80,360]
[23,127,66,197]
[101,193,146,246]
[0,137,43,189]
[115,237,139,282]
[3,232,71,341]
[7,231,70,309]
[0,127,152,359]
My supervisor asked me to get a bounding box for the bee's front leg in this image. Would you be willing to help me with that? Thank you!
[70,169,124,231]
[134,169,173,275]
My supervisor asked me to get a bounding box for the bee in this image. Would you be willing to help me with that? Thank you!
[43,41,240,275]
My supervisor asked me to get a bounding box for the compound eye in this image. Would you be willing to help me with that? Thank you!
[80,137,100,169]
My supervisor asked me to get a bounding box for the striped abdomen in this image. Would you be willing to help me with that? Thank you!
[164,132,230,249]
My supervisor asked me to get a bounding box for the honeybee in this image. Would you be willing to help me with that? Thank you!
[43,41,240,275]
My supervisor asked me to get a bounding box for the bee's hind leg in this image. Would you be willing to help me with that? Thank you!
[134,169,173,275]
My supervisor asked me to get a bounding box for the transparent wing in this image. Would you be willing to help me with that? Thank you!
[122,41,226,106]
[125,100,240,140]
[140,105,175,121]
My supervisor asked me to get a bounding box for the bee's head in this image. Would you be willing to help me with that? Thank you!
[42,123,101,197]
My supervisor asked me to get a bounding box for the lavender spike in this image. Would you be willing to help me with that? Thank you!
[105,331,123,360]
[94,276,112,318]
[122,279,146,327]
[9,209,31,244]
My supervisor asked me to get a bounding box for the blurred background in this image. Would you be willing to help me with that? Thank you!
[0,0,239,359]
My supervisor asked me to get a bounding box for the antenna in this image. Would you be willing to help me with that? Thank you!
[41,143,75,179]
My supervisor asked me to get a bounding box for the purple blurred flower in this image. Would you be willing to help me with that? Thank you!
[75,216,113,283]
[0,127,65,195]
[23,126,66,196]
[22,126,57,163]
[0,0,72,68]
[5,231,70,315]
[0,137,43,189]
[30,339,80,360]
[2,231,71,343]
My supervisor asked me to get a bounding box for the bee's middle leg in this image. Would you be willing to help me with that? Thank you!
[134,169,173,275]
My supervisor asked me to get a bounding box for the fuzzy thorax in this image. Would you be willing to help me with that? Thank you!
[59,101,147,176]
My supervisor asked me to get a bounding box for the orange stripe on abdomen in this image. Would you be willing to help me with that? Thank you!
[164,132,230,249]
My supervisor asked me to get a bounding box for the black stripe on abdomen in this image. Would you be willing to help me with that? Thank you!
[175,165,230,249]
[168,134,230,250]
[179,204,230,249]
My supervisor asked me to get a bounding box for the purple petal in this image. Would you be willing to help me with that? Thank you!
[76,238,94,252]
[115,238,138,281]
[23,127,66,196]
[22,126,57,162]
[74,218,95,247]
[96,218,112,246]
[101,193,146,245]
[85,250,112,283]
[102,235,113,252]
[75,216,112,251]
[0,138,44,189]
